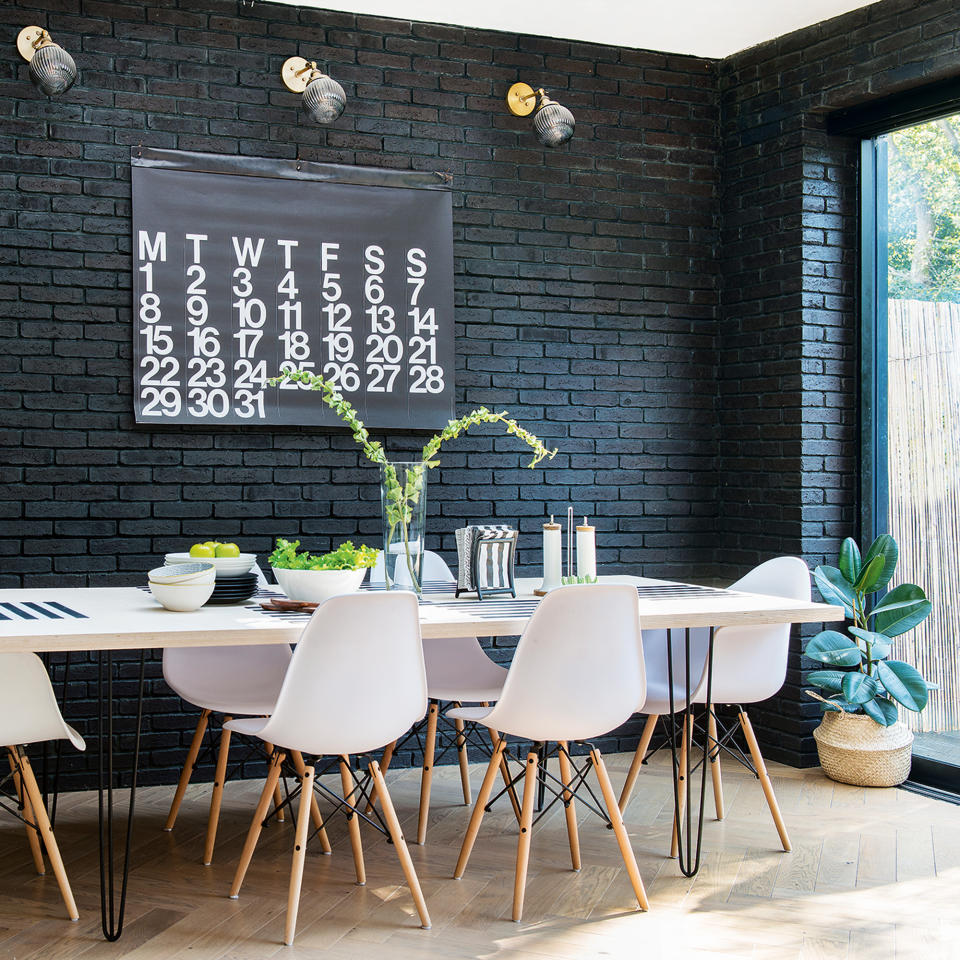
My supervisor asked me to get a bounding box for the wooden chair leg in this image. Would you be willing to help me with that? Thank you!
[454,736,506,879]
[229,751,284,899]
[739,710,790,852]
[670,713,691,859]
[557,741,581,872]
[591,748,649,911]
[290,751,331,854]
[264,743,285,823]
[17,750,78,921]
[203,717,231,866]
[8,748,44,875]
[416,700,439,844]
[454,717,471,806]
[164,709,210,832]
[284,765,314,946]
[488,725,521,822]
[364,738,397,813]
[369,761,431,929]
[512,749,540,922]
[618,714,658,813]
[708,710,724,821]
[339,757,365,885]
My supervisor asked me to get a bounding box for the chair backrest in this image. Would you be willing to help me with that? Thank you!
[480,585,645,743]
[0,653,84,750]
[370,549,454,586]
[710,556,811,704]
[254,591,427,757]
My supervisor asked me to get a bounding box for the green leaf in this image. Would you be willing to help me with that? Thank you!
[861,697,899,726]
[873,584,932,637]
[876,660,929,712]
[813,566,856,617]
[853,553,885,594]
[804,631,862,667]
[848,627,893,658]
[841,671,880,704]
[838,538,862,584]
[807,670,847,693]
[862,534,899,593]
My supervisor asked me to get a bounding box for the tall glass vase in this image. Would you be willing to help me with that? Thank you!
[380,460,427,595]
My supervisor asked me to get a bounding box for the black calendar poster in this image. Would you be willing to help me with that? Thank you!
[131,149,455,429]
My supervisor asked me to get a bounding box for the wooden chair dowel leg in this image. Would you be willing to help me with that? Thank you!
[370,761,431,929]
[591,748,649,912]
[291,751,331,855]
[203,718,232,866]
[454,717,471,806]
[229,752,285,899]
[164,709,210,832]
[454,737,506,879]
[18,751,78,921]
[8,748,44,875]
[416,700,439,845]
[557,741,581,872]
[739,710,790,852]
[365,739,396,814]
[340,757,366,885]
[284,766,314,946]
[708,710,724,821]
[670,713,690,860]
[489,726,522,822]
[618,714,658,814]
[264,742,285,823]
[512,749,540,923]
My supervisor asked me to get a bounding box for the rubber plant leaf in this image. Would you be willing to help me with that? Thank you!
[837,537,862,584]
[841,671,880,705]
[804,631,861,667]
[876,659,928,712]
[861,534,899,593]
[812,566,856,618]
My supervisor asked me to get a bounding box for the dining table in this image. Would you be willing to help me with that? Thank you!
[0,574,843,940]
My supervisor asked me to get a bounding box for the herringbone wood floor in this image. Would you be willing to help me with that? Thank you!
[0,749,957,959]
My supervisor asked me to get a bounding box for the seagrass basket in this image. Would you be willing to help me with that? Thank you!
[813,710,913,787]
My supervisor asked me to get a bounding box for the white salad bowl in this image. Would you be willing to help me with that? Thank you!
[149,578,216,612]
[271,567,367,604]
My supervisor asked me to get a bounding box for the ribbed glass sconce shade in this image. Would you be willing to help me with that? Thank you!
[29,43,77,96]
[302,74,346,124]
[534,101,575,147]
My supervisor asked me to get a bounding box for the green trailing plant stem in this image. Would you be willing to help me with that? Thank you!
[804,535,935,727]
[268,369,558,591]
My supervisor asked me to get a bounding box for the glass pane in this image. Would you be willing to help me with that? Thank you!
[883,114,960,772]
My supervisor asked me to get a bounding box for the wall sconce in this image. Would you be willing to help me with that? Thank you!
[506,82,575,147]
[17,26,77,96]
[281,57,346,124]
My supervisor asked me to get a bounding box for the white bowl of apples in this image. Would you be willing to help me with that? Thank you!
[165,542,257,579]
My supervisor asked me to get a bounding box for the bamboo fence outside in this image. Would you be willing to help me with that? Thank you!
[887,298,960,733]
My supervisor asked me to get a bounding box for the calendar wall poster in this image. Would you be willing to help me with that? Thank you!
[131,148,455,429]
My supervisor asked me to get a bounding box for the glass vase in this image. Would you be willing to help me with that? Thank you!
[380,460,427,595]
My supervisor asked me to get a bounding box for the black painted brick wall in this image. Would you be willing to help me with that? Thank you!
[1,0,720,788]
[718,0,960,765]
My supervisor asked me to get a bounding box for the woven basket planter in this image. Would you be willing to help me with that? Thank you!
[813,711,913,787]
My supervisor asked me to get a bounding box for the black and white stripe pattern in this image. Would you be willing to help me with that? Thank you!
[0,600,88,621]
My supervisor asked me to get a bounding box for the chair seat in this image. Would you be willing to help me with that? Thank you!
[445,704,494,726]
[225,717,270,739]
[165,680,281,717]
[639,672,708,717]
[424,636,507,703]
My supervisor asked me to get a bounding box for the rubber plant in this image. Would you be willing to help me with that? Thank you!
[269,369,557,591]
[804,534,935,726]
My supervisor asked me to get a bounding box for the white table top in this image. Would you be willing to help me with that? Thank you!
[0,576,843,654]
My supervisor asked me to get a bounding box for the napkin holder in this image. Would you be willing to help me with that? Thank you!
[454,525,518,599]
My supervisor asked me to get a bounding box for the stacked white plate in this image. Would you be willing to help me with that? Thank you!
[163,553,257,578]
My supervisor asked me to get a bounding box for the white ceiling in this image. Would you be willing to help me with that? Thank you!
[260,0,881,59]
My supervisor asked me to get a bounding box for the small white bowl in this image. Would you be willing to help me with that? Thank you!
[271,567,367,604]
[165,553,257,578]
[149,579,216,612]
[149,562,215,586]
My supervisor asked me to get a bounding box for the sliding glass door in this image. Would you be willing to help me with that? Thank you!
[866,113,960,792]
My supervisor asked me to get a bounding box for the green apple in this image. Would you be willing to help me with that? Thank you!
[189,543,216,558]
[216,542,240,557]
[203,541,220,552]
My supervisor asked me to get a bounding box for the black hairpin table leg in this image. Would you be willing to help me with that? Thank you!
[98,649,146,942]
[666,626,715,878]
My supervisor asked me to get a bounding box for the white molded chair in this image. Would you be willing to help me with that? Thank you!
[0,653,84,921]
[618,556,811,855]
[225,591,431,946]
[370,550,510,843]
[162,642,328,865]
[448,584,649,922]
